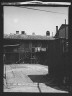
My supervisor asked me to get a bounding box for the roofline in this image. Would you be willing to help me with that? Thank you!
[4,34,55,40]
[4,38,55,40]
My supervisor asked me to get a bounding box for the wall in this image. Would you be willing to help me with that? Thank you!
[4,39,60,64]
[59,26,68,39]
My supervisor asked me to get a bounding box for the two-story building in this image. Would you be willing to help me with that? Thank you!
[3,33,61,65]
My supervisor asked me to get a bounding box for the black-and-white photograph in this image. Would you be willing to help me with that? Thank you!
[3,1,72,93]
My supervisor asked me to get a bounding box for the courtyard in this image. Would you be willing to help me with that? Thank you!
[3,64,68,93]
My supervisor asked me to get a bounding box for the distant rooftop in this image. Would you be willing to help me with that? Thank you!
[4,34,55,40]
[59,24,68,31]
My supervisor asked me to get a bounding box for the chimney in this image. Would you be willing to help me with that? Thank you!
[46,31,50,36]
[32,32,35,35]
[56,26,58,34]
[52,32,53,37]
[21,31,26,35]
[16,31,19,34]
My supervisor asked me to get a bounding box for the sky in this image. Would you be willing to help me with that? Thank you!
[4,6,68,36]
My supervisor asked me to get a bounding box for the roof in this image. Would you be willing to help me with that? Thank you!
[54,24,68,38]
[58,24,68,31]
[4,34,55,40]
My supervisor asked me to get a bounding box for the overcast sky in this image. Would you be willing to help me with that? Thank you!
[4,6,68,36]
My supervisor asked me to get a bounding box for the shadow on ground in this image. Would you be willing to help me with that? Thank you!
[28,74,69,92]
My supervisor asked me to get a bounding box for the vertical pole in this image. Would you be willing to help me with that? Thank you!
[3,54,6,78]
[19,52,20,61]
[19,43,20,64]
[52,32,53,37]
[3,53,7,87]
[31,42,32,64]
[65,19,66,52]
[65,19,66,39]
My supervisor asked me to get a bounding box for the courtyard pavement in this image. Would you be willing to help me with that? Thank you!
[3,64,68,93]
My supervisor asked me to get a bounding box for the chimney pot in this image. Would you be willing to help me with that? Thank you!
[46,31,50,36]
[21,31,26,35]
[16,31,19,34]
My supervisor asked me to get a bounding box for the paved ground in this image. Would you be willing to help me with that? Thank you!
[3,64,68,93]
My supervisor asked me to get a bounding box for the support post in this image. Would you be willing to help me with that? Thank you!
[65,19,66,52]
